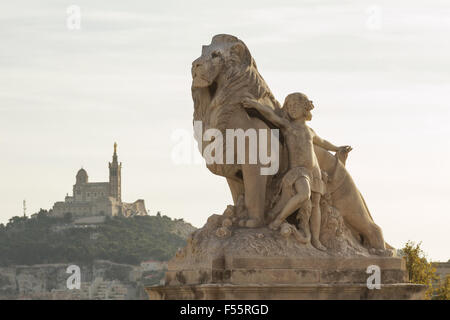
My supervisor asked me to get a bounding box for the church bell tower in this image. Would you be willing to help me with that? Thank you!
[109,142,122,202]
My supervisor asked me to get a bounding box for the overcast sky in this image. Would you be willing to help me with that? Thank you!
[1,0,449,261]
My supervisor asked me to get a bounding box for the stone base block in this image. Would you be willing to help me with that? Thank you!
[152,256,425,300]
[146,283,426,300]
[165,257,408,286]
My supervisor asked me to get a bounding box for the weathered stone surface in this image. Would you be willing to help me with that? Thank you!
[146,283,426,300]
[228,256,405,270]
[190,34,391,254]
[147,34,425,300]
[164,256,407,286]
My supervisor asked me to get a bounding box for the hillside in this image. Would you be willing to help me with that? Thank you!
[0,211,196,266]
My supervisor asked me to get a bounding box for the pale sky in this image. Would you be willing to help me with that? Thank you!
[1,0,449,261]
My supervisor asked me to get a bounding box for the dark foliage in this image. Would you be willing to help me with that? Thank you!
[0,210,186,266]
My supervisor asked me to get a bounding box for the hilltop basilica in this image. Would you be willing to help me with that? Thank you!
[50,143,147,218]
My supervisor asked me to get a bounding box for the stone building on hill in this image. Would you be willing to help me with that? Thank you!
[50,143,147,218]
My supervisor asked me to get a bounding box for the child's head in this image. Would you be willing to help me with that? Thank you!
[283,92,314,121]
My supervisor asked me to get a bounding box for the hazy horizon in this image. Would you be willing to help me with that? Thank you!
[1,0,449,261]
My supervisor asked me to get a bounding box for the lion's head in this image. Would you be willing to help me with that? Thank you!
[191,34,252,89]
[192,34,280,129]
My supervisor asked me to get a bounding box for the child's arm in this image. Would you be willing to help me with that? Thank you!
[242,98,289,129]
[311,128,352,153]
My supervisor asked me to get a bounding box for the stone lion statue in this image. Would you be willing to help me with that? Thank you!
[191,34,389,253]
[192,34,284,228]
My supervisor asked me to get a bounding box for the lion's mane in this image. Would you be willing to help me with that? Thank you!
[192,36,280,133]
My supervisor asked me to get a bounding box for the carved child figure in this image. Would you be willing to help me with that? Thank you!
[242,93,351,251]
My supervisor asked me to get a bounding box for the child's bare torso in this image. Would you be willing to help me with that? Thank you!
[284,122,321,175]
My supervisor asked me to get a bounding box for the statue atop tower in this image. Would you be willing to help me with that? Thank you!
[109,142,122,202]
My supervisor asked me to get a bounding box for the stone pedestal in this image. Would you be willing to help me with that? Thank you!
[146,256,426,300]
[146,283,426,300]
